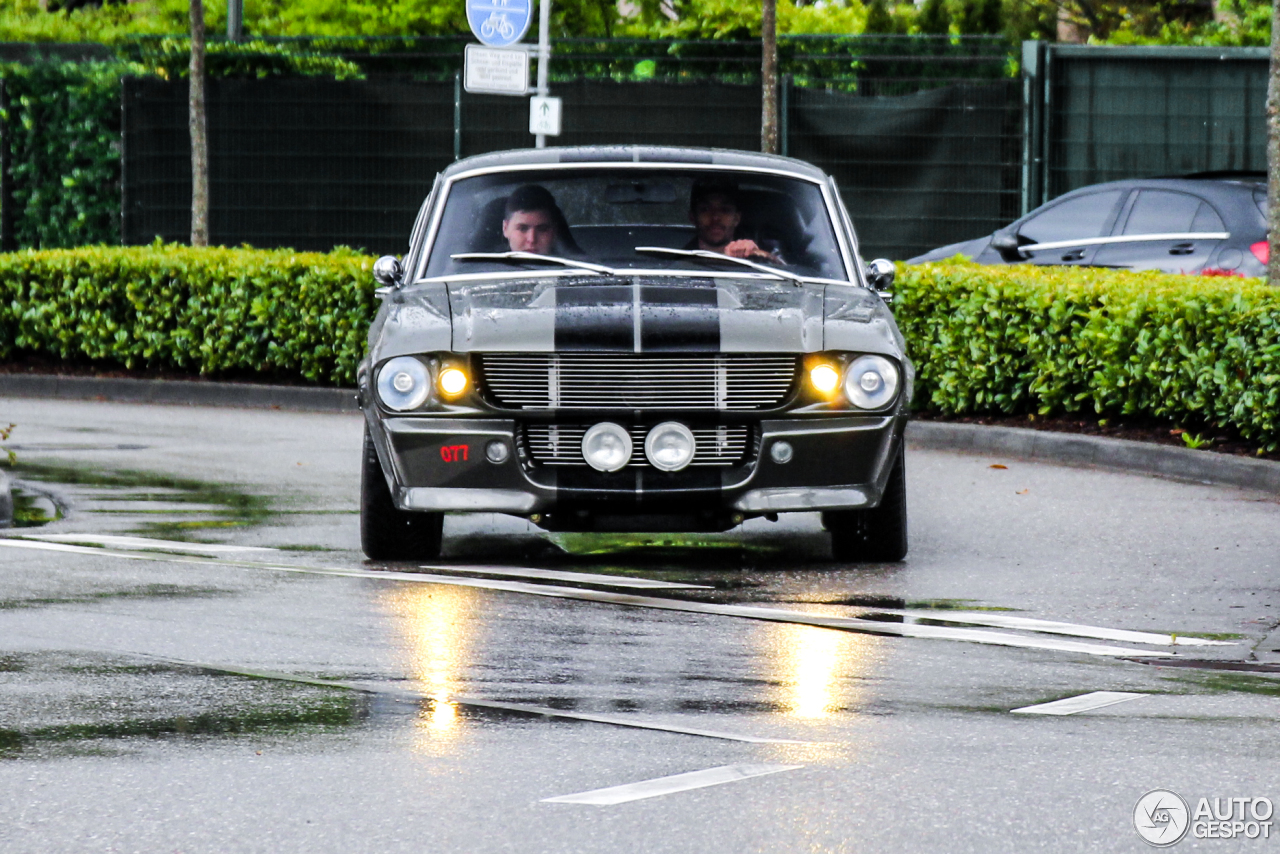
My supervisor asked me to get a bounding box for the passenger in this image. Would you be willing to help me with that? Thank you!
[687,180,782,263]
[502,184,574,255]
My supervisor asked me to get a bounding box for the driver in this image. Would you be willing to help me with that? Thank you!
[502,184,568,255]
[687,180,781,262]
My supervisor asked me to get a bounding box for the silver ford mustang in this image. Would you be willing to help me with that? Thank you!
[357,146,913,562]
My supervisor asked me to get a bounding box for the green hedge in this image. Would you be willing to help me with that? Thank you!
[0,244,375,385]
[895,262,1280,451]
[2,249,1278,451]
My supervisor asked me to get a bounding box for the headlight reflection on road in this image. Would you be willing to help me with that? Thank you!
[773,622,880,719]
[383,585,481,745]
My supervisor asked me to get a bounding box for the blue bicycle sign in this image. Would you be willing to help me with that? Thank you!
[466,0,533,48]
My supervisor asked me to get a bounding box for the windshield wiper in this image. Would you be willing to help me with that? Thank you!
[633,246,805,284]
[450,251,618,276]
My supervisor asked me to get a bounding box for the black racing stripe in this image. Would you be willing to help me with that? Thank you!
[639,282,721,352]
[554,283,634,351]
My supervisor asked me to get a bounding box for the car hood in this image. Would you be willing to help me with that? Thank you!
[446,276,826,353]
[368,275,903,363]
[906,235,992,264]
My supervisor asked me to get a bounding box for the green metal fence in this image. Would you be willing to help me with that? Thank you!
[1022,43,1267,213]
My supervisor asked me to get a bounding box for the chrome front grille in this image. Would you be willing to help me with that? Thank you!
[478,354,798,411]
[523,424,751,467]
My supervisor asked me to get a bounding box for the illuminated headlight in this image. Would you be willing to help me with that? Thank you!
[844,355,900,410]
[438,367,468,397]
[376,357,431,411]
[809,363,840,395]
[581,422,633,472]
[644,421,695,472]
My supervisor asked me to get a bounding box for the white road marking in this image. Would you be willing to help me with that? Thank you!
[21,533,276,556]
[1011,691,1148,715]
[879,610,1237,647]
[419,563,710,590]
[542,764,802,805]
[0,539,1177,657]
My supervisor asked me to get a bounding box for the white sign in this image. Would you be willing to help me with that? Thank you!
[529,96,562,136]
[464,44,530,95]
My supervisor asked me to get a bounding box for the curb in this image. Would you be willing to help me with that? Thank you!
[0,374,358,413]
[1,373,1277,496]
[907,420,1280,496]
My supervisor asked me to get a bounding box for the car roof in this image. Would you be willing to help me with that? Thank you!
[1056,176,1264,202]
[440,146,828,181]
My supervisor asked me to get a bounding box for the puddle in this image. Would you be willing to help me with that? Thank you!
[8,462,273,541]
[0,651,368,758]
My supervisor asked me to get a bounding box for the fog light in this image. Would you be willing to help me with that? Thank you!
[439,367,468,396]
[810,363,840,395]
[485,440,509,463]
[376,357,430,411]
[644,421,695,472]
[844,355,900,410]
[581,422,632,472]
[770,440,794,464]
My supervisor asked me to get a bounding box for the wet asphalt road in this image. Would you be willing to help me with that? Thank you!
[1,397,1278,853]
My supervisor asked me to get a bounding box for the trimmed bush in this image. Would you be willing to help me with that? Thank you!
[2,249,1278,451]
[0,244,376,385]
[895,262,1280,451]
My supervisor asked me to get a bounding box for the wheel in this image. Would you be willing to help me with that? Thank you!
[361,428,443,561]
[824,443,908,562]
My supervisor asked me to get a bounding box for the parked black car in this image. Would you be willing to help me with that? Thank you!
[358,146,913,562]
[909,175,1268,275]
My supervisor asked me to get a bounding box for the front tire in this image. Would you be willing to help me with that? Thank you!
[824,443,908,562]
[361,428,443,561]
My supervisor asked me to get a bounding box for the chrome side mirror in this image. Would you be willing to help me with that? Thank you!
[865,258,896,291]
[373,255,404,287]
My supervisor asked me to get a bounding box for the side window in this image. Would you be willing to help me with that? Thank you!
[1121,190,1216,235]
[1018,191,1123,243]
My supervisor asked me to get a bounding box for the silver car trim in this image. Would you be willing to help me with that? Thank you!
[400,487,540,513]
[1023,231,1230,252]
[413,161,855,284]
[734,486,871,512]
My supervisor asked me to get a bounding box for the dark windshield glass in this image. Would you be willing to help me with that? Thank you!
[420,168,847,280]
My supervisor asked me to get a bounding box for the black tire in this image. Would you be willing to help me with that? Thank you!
[361,429,444,561]
[824,443,908,563]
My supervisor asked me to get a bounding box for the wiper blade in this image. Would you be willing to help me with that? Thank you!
[450,251,618,276]
[633,246,804,284]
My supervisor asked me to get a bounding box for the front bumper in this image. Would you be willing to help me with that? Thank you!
[367,411,906,523]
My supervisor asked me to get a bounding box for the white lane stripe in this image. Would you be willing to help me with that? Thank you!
[20,533,276,556]
[0,539,1176,657]
[29,648,802,745]
[881,610,1236,647]
[448,697,809,744]
[542,764,802,805]
[1011,691,1148,715]
[419,563,710,590]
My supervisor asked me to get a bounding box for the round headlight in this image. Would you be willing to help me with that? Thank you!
[439,367,468,396]
[581,422,633,472]
[809,364,840,395]
[844,355,900,410]
[376,357,431,411]
[644,422,696,472]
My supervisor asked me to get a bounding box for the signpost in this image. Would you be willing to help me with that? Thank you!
[463,44,529,95]
[463,0,557,148]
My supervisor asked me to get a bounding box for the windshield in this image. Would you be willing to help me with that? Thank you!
[419,168,848,281]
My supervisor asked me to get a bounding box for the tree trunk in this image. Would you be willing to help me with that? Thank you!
[761,0,778,154]
[1268,0,1280,284]
[189,0,209,248]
